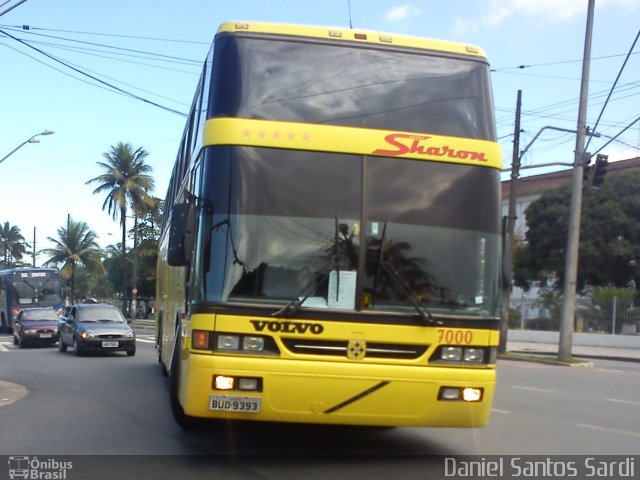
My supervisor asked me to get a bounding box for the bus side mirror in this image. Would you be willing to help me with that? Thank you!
[168,203,197,267]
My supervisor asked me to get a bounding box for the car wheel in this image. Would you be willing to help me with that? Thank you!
[58,336,67,352]
[127,347,136,357]
[73,336,84,356]
[18,335,26,349]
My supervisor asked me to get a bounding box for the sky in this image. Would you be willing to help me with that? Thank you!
[1,0,639,265]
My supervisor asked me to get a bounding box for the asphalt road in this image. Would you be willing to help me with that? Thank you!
[1,329,638,479]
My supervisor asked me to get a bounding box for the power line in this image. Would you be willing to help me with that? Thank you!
[0,23,210,45]
[0,28,187,117]
[490,51,640,72]
[585,28,640,153]
[22,38,200,76]
[1,25,202,64]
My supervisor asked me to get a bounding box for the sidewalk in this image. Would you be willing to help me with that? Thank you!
[507,340,640,363]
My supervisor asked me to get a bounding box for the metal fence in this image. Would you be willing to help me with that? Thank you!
[509,296,640,335]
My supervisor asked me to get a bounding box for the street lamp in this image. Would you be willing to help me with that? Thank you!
[0,130,55,165]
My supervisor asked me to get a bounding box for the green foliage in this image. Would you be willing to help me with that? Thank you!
[0,222,26,267]
[514,171,640,292]
[592,287,636,304]
[40,216,104,303]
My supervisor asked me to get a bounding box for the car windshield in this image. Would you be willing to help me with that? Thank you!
[79,308,125,323]
[21,309,58,321]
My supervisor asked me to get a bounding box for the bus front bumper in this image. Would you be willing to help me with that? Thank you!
[178,352,496,428]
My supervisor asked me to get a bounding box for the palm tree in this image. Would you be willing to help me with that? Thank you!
[86,142,154,314]
[41,216,104,303]
[0,222,26,268]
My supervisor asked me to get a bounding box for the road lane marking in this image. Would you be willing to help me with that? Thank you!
[0,342,11,352]
[491,408,511,414]
[607,398,640,407]
[512,385,555,393]
[136,337,156,344]
[577,423,640,438]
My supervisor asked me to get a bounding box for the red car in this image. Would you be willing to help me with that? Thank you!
[13,307,60,348]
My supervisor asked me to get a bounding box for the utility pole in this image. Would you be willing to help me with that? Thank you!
[500,90,522,354]
[32,226,36,267]
[559,0,595,363]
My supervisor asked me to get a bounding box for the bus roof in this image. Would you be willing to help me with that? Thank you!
[216,21,487,59]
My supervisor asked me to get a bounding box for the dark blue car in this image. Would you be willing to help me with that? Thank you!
[58,304,136,356]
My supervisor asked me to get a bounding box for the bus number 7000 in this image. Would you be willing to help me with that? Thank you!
[437,329,473,345]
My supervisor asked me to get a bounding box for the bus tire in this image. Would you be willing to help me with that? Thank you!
[157,319,168,377]
[169,334,198,430]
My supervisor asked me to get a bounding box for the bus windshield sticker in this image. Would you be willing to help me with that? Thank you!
[328,270,357,310]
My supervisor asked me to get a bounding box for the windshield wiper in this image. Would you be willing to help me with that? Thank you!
[273,214,343,318]
[376,260,441,326]
[374,222,441,327]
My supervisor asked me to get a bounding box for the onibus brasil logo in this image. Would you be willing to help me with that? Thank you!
[8,456,73,479]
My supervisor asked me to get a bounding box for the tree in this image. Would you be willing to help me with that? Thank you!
[514,171,640,292]
[0,222,26,268]
[130,198,162,299]
[41,216,104,303]
[86,142,154,314]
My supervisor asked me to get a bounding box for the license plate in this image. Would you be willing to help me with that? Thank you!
[209,395,261,413]
[102,341,119,348]
[39,333,52,338]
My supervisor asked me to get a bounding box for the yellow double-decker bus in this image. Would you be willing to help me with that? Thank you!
[156,21,502,429]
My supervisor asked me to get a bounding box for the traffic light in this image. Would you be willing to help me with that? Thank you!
[592,154,608,186]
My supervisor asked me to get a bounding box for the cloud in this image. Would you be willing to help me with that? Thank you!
[455,0,638,33]
[385,4,422,23]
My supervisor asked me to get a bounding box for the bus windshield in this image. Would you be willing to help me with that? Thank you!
[11,276,63,308]
[210,34,496,140]
[195,146,501,318]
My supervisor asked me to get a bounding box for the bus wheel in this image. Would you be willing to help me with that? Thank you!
[169,336,198,430]
[157,324,168,377]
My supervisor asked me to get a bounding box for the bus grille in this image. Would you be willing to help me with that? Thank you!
[281,339,427,359]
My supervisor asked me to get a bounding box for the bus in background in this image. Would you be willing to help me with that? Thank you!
[156,22,503,429]
[0,268,64,332]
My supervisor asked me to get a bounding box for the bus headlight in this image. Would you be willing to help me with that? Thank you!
[463,348,484,363]
[462,387,483,402]
[218,335,240,350]
[441,347,462,361]
[242,336,264,352]
[432,346,489,365]
[213,375,262,392]
[213,333,275,354]
[438,386,483,402]
[214,375,235,390]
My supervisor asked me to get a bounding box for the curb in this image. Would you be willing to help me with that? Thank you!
[500,352,594,368]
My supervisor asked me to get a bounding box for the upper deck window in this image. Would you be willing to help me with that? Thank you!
[209,35,496,141]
